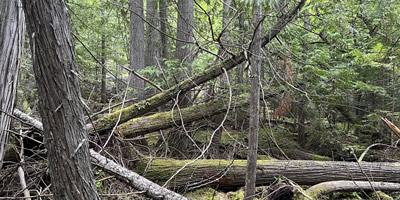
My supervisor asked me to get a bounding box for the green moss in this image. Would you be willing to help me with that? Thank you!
[186,187,216,200]
[311,154,331,161]
[136,158,279,183]
[227,188,245,200]
[372,191,393,200]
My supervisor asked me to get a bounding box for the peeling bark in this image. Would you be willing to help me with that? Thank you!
[23,1,100,199]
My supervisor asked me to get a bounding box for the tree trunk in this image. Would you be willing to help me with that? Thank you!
[145,0,159,68]
[88,0,307,133]
[0,0,24,169]
[175,0,194,106]
[129,0,145,100]
[135,159,400,190]
[23,1,100,199]
[118,95,248,138]
[100,0,107,103]
[159,0,168,61]
[245,2,262,199]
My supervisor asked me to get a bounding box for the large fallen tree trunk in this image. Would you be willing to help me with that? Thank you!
[118,95,248,138]
[135,159,400,190]
[88,0,307,132]
[12,109,187,200]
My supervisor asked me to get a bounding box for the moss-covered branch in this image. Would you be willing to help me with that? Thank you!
[118,95,248,138]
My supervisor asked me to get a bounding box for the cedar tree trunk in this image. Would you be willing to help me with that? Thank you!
[129,0,145,100]
[23,1,100,199]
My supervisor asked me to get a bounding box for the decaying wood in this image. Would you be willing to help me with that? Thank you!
[298,181,400,199]
[11,109,186,200]
[88,0,307,132]
[134,159,400,190]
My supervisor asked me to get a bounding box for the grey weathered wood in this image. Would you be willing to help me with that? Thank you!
[134,159,400,190]
[23,1,100,199]
[0,0,24,169]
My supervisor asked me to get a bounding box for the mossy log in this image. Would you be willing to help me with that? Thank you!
[118,95,248,138]
[88,0,307,132]
[295,181,400,200]
[135,159,400,190]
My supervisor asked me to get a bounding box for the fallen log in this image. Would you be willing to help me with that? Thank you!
[135,159,400,190]
[297,181,400,199]
[11,109,187,200]
[88,0,307,132]
[118,95,248,138]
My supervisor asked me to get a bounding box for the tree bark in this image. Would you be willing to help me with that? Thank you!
[175,0,194,107]
[245,2,262,199]
[0,0,24,169]
[129,0,145,100]
[100,0,108,103]
[23,1,100,199]
[88,0,307,133]
[159,0,168,60]
[145,0,159,68]
[135,159,400,190]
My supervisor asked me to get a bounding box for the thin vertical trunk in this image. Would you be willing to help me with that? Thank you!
[159,0,168,60]
[100,0,107,103]
[245,1,262,199]
[0,0,25,169]
[175,0,193,106]
[23,1,100,199]
[129,0,145,100]
[145,0,159,68]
